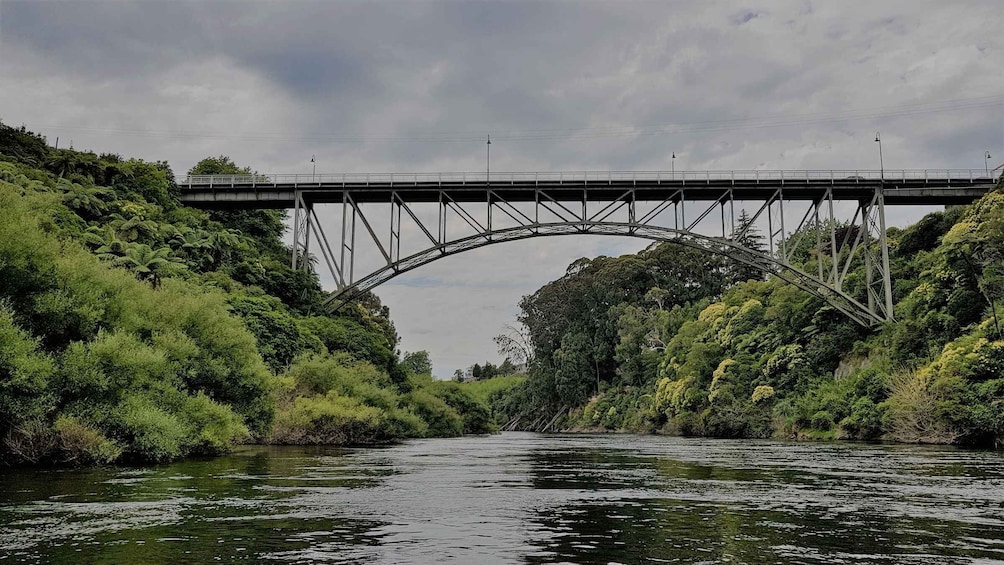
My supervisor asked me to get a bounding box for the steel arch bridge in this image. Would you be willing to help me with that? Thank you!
[179,169,995,326]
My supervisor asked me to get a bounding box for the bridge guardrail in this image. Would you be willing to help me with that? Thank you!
[182,169,996,188]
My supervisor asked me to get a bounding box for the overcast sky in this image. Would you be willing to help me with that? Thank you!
[1,1,1001,377]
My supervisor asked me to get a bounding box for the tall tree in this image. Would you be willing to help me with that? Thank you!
[729,209,767,284]
[402,350,433,375]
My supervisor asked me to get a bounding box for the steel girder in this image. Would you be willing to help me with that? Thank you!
[289,186,897,327]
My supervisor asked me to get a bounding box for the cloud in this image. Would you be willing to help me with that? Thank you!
[2,0,1001,376]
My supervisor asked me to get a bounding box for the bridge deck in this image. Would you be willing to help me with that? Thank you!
[179,170,996,208]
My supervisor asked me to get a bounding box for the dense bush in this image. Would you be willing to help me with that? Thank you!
[0,124,502,466]
[496,179,1004,447]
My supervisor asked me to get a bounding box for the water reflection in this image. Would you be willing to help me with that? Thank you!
[1,434,1002,564]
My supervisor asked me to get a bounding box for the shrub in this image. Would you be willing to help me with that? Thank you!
[0,305,55,442]
[838,398,885,440]
[271,393,383,445]
[405,389,463,437]
[179,393,251,455]
[54,416,122,464]
[422,381,495,434]
[752,385,775,404]
[810,410,834,431]
[115,395,189,462]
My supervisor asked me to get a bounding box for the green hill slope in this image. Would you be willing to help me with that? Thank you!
[0,123,492,466]
[497,176,1004,447]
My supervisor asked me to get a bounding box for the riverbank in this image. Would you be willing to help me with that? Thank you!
[490,179,1004,449]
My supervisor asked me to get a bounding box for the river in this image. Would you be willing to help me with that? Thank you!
[1,433,1003,564]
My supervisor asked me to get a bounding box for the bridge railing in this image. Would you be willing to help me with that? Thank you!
[182,169,996,187]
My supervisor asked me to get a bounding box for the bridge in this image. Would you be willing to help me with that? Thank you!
[179,169,996,326]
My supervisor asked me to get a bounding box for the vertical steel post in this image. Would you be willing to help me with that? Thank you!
[291,190,301,269]
[876,186,894,320]
[827,189,839,287]
[778,190,786,259]
[340,192,348,284]
[767,199,774,255]
[863,201,875,314]
[303,201,312,271]
[815,201,824,281]
[349,204,357,284]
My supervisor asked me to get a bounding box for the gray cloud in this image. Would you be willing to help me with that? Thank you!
[1,0,1001,376]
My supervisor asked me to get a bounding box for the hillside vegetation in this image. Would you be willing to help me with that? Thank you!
[496,176,1004,447]
[0,123,494,466]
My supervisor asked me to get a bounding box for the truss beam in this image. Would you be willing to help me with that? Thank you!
[284,184,911,327]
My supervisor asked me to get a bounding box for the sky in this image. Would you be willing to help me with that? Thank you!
[1,1,1002,378]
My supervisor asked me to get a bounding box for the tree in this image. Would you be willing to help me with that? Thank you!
[45,149,81,178]
[108,212,158,242]
[729,209,767,283]
[61,183,111,218]
[494,323,534,366]
[644,286,670,310]
[498,358,516,375]
[402,350,433,376]
[84,226,128,261]
[205,228,247,268]
[115,244,185,287]
[0,122,49,167]
[189,157,286,245]
[942,207,1004,338]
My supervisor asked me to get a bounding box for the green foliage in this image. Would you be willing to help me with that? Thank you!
[0,305,56,445]
[272,393,388,445]
[0,123,49,166]
[228,294,319,372]
[405,389,464,437]
[272,352,499,443]
[402,350,433,376]
[495,188,1004,447]
[53,416,122,465]
[0,123,470,466]
[421,380,495,434]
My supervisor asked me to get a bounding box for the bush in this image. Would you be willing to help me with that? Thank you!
[838,398,885,440]
[0,305,55,443]
[810,410,834,431]
[54,416,122,464]
[180,393,251,455]
[422,381,495,434]
[115,394,189,462]
[405,389,463,437]
[271,393,383,445]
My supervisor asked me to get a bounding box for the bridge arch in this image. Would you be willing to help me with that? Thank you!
[324,221,881,326]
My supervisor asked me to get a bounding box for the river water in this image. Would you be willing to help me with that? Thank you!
[1,433,1003,564]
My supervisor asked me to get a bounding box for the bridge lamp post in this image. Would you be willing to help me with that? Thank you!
[874,132,884,181]
[486,135,491,187]
[672,152,676,178]
[311,155,316,182]
[986,151,992,177]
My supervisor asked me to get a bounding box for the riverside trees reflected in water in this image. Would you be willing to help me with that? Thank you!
[2,433,1003,564]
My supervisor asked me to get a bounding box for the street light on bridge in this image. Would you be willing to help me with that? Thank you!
[672,152,676,178]
[986,151,992,177]
[874,132,884,181]
[487,135,491,188]
[311,155,316,182]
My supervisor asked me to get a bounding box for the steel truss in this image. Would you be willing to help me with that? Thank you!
[290,186,897,326]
